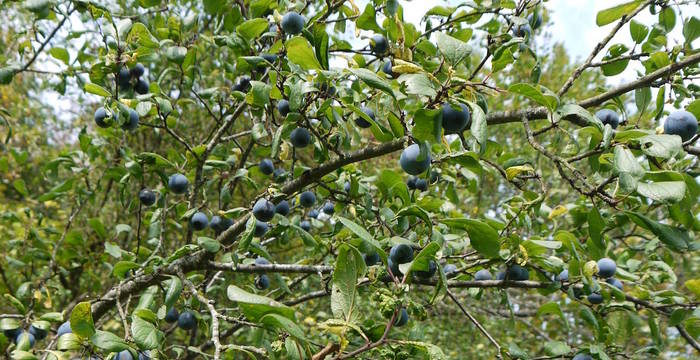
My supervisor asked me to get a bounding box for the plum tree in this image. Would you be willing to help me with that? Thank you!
[363,251,381,266]
[275,200,290,216]
[15,332,35,347]
[255,257,270,266]
[597,258,616,278]
[259,159,274,175]
[664,110,698,141]
[121,109,139,130]
[254,220,269,237]
[289,127,311,148]
[389,244,413,264]
[370,34,388,55]
[506,265,530,281]
[415,178,428,191]
[528,12,543,29]
[232,76,251,92]
[441,102,471,134]
[356,106,375,128]
[130,63,145,78]
[587,292,603,304]
[134,79,149,95]
[595,108,620,129]
[406,176,417,190]
[94,107,109,128]
[210,216,233,233]
[513,23,532,39]
[399,144,431,175]
[114,350,134,360]
[138,189,156,206]
[381,61,393,77]
[167,173,189,194]
[2,1,699,359]
[252,198,276,222]
[474,269,493,281]
[572,354,593,360]
[281,12,305,34]
[299,191,316,208]
[393,308,409,327]
[118,68,131,89]
[414,260,437,279]
[164,308,179,323]
[556,269,569,282]
[190,212,209,231]
[606,277,623,290]
[56,321,71,337]
[322,202,334,215]
[28,325,47,340]
[255,274,270,290]
[277,100,290,117]
[308,209,319,219]
[178,311,196,330]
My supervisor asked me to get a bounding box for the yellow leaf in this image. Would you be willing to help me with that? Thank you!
[685,279,700,297]
[505,165,534,180]
[548,205,569,219]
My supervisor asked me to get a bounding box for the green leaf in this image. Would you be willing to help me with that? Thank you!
[544,341,571,356]
[349,68,395,99]
[356,4,383,33]
[286,36,322,70]
[164,277,182,309]
[596,1,643,27]
[635,87,651,113]
[625,211,699,252]
[508,83,558,112]
[637,134,682,159]
[377,169,410,205]
[588,207,606,250]
[398,341,448,360]
[467,101,487,153]
[412,108,442,144]
[237,216,256,252]
[49,47,70,65]
[1,317,21,330]
[337,216,386,263]
[613,146,644,193]
[399,73,437,98]
[70,302,95,338]
[260,313,307,341]
[127,23,159,48]
[331,244,365,322]
[601,57,629,76]
[683,16,700,44]
[407,242,440,277]
[245,81,271,107]
[536,302,568,328]
[57,333,81,351]
[12,179,27,197]
[659,7,676,32]
[636,181,686,203]
[113,261,139,279]
[227,285,295,321]
[84,83,111,97]
[90,330,130,352]
[630,19,649,43]
[236,18,269,40]
[441,218,500,258]
[436,32,471,66]
[131,316,164,350]
[556,104,603,132]
[0,67,16,84]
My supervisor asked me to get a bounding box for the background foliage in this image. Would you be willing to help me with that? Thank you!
[1,0,700,359]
